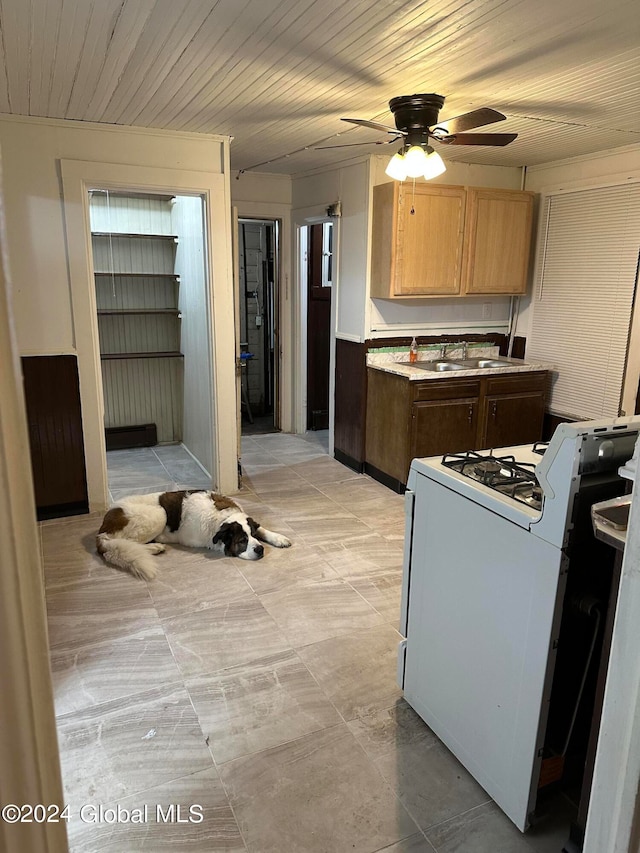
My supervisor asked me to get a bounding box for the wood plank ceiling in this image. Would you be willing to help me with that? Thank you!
[0,0,638,175]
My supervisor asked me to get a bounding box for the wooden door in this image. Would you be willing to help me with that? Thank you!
[410,397,479,462]
[482,392,545,449]
[21,355,89,519]
[306,223,332,430]
[463,188,534,294]
[395,184,466,296]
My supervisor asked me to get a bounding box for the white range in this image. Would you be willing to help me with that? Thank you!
[398,416,640,836]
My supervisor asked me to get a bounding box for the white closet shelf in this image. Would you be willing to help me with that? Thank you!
[101,352,184,360]
[94,271,179,279]
[92,231,178,241]
[97,309,180,315]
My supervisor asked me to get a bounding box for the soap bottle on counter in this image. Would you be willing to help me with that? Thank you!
[409,337,418,364]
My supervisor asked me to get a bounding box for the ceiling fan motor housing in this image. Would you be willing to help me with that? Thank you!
[389,94,445,147]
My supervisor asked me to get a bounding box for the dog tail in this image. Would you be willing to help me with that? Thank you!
[96,534,159,581]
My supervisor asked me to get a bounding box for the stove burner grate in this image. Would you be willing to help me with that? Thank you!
[442,450,543,510]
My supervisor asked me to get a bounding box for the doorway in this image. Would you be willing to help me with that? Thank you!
[237,218,280,436]
[305,222,333,430]
[88,189,214,497]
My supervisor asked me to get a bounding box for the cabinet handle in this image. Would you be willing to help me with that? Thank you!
[468,404,474,424]
[491,401,498,420]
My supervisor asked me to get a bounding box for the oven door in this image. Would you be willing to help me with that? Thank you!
[403,470,566,832]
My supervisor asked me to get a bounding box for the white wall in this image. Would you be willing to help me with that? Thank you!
[293,158,371,343]
[172,195,213,477]
[0,115,235,505]
[0,116,225,356]
[368,156,525,339]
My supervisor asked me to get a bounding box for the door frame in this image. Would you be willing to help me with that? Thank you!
[60,160,236,510]
[237,217,281,432]
[234,201,292,433]
[293,209,339,451]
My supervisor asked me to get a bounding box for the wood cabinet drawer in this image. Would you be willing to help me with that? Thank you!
[485,372,547,396]
[413,379,481,401]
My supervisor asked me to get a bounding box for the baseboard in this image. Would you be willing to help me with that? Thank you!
[363,462,406,494]
[105,423,157,450]
[334,448,364,473]
[37,501,89,521]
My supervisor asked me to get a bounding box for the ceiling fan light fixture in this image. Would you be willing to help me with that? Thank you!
[385,152,408,181]
[385,145,446,182]
[403,145,429,178]
[422,146,446,179]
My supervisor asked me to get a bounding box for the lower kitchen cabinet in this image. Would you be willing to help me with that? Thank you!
[365,367,547,491]
[481,374,546,448]
[411,397,479,460]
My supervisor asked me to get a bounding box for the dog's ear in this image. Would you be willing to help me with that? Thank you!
[212,522,233,545]
[246,517,260,538]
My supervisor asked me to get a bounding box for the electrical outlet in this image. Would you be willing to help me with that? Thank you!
[482,303,492,319]
[256,315,262,327]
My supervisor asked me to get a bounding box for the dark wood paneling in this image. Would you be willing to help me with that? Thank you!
[334,338,367,465]
[21,355,88,519]
[307,223,330,430]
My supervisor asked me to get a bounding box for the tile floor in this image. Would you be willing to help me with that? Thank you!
[41,432,575,852]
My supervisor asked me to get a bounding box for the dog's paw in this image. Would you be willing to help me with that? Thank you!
[147,543,166,554]
[273,535,292,548]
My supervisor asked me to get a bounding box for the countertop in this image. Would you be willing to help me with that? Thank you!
[366,355,553,381]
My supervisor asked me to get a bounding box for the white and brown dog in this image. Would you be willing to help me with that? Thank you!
[96,489,291,580]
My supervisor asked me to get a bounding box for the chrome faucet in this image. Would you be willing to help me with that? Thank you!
[461,341,468,360]
[439,344,448,359]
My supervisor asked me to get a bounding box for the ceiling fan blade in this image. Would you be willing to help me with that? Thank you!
[341,117,405,134]
[438,132,518,146]
[434,107,506,134]
[315,138,401,149]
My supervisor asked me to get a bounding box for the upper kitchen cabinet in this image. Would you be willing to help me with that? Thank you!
[370,182,534,298]
[371,182,466,297]
[462,187,534,295]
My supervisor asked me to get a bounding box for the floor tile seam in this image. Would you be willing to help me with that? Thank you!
[75,765,227,816]
[255,573,379,609]
[49,622,173,658]
[148,569,257,620]
[350,732,491,844]
[418,797,496,837]
[333,573,395,621]
[54,675,196,726]
[45,566,158,603]
[157,588,263,629]
[200,716,344,773]
[53,673,189,725]
[289,638,401,724]
[372,828,436,853]
[45,566,132,600]
[39,511,105,528]
[344,712,426,842]
[160,614,293,685]
[177,645,308,686]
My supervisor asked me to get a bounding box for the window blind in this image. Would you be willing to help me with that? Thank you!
[527,183,640,420]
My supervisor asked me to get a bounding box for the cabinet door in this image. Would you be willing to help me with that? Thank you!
[411,397,478,462]
[482,392,545,449]
[463,188,534,295]
[395,185,466,296]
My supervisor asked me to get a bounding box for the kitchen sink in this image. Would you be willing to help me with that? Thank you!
[455,357,518,369]
[410,360,468,372]
[401,356,524,372]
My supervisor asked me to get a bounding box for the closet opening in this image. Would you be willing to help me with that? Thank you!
[237,218,280,436]
[89,190,215,498]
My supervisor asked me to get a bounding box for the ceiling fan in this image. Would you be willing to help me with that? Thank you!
[318,93,517,180]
